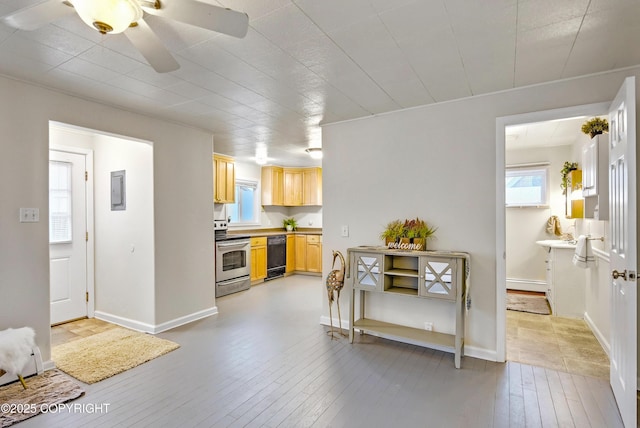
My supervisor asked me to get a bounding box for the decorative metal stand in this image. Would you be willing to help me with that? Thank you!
[326,250,347,338]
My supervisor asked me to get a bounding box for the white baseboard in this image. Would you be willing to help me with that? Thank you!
[506,278,546,293]
[464,345,499,362]
[152,307,218,333]
[43,359,56,371]
[583,311,611,358]
[95,306,218,334]
[319,315,349,331]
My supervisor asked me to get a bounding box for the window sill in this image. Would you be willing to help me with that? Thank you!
[505,205,550,209]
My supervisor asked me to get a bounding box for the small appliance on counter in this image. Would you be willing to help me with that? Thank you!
[214,219,251,297]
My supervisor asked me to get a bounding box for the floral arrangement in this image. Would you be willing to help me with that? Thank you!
[581,117,609,138]
[560,161,578,195]
[380,217,436,250]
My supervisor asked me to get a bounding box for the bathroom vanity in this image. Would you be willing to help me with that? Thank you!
[536,240,586,318]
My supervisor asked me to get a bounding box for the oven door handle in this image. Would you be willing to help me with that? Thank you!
[216,240,249,249]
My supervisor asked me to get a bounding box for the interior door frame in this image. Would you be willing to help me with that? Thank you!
[495,102,609,362]
[50,144,95,320]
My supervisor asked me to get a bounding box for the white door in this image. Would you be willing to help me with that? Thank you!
[49,150,88,324]
[608,76,637,428]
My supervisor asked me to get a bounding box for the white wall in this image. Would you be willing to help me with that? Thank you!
[93,134,155,325]
[322,67,640,359]
[505,145,574,290]
[0,75,214,363]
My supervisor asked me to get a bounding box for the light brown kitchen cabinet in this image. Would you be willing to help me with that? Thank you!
[303,167,322,206]
[262,166,322,206]
[286,234,295,273]
[250,237,267,282]
[293,234,322,272]
[294,234,307,271]
[261,166,284,206]
[213,154,235,203]
[284,168,303,206]
[305,235,322,272]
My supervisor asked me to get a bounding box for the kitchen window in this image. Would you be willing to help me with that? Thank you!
[505,163,549,207]
[228,179,259,225]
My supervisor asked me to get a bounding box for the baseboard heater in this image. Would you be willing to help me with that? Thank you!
[0,346,43,387]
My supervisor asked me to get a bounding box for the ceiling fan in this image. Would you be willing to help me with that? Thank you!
[1,0,249,73]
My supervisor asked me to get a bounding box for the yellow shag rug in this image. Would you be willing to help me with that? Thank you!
[52,327,179,384]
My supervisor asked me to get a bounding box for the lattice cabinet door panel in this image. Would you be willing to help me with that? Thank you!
[352,252,383,292]
[419,256,458,301]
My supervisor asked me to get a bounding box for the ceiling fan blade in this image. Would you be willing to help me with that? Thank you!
[124,18,179,73]
[142,0,249,38]
[1,0,74,31]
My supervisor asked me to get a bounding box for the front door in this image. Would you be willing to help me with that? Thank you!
[608,76,637,428]
[49,150,88,324]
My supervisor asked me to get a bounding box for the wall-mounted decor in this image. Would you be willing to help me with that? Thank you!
[111,170,126,211]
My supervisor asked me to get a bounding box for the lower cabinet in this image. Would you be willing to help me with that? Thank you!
[286,235,295,273]
[306,235,322,272]
[349,247,469,368]
[543,246,585,318]
[294,235,307,271]
[293,234,322,273]
[250,237,267,282]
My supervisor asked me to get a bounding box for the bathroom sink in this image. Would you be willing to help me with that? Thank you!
[535,239,577,249]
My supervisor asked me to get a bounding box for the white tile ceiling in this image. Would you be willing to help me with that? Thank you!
[1,0,640,166]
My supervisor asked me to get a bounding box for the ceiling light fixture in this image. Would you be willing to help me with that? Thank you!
[305,147,322,159]
[72,0,142,34]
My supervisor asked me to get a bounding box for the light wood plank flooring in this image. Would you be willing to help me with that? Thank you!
[23,276,623,427]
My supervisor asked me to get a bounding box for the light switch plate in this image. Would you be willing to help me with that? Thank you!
[341,225,349,237]
[19,208,39,223]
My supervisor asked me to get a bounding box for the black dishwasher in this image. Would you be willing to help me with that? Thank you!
[266,235,286,280]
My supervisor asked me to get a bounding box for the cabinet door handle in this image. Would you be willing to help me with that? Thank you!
[612,270,627,280]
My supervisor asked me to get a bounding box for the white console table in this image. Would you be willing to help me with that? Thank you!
[347,246,469,368]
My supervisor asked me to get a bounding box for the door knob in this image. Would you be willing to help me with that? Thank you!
[612,269,627,280]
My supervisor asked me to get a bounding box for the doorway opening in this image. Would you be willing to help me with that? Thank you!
[48,121,154,329]
[496,103,609,378]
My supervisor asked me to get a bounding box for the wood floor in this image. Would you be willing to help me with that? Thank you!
[24,276,623,427]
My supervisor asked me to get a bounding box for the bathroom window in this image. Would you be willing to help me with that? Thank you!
[505,164,549,207]
[228,179,260,225]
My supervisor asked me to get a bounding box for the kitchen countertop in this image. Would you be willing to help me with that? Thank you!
[228,228,322,237]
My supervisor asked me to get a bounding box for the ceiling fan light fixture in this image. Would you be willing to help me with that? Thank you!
[73,0,142,34]
[305,147,322,159]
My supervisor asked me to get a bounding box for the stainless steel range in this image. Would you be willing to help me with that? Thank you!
[214,219,251,297]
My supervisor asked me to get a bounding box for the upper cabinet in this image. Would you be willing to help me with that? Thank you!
[261,166,284,206]
[582,134,609,220]
[262,166,322,206]
[303,167,322,206]
[213,154,235,203]
[283,168,303,206]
